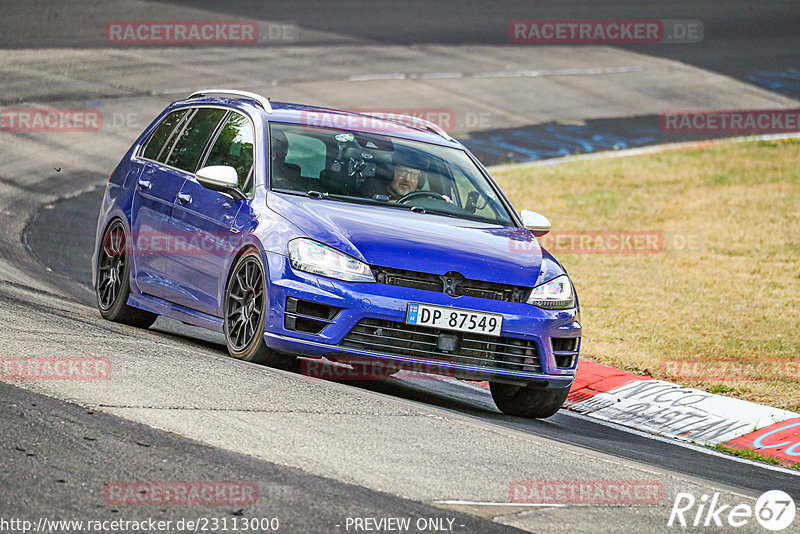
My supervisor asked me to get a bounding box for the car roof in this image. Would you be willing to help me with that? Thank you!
[174,90,462,148]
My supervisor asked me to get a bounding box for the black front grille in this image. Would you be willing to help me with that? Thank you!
[373,266,530,303]
[340,318,542,374]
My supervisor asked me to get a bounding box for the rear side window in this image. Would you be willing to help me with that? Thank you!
[141,109,189,162]
[166,108,227,172]
[203,112,256,193]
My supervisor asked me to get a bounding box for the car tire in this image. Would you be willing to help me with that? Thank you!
[223,249,295,369]
[489,382,570,419]
[96,219,158,328]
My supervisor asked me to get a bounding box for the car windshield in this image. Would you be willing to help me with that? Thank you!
[269,122,515,225]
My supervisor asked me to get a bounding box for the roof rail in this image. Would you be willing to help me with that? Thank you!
[358,112,454,142]
[187,89,273,113]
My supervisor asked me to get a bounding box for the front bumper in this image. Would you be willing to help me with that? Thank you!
[263,252,581,388]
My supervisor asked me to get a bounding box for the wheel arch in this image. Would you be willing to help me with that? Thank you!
[93,214,131,290]
[220,240,270,316]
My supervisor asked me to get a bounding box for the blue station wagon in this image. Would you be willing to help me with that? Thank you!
[93,89,581,418]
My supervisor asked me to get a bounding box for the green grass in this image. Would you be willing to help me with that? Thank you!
[492,138,800,411]
[715,444,800,470]
[706,384,737,395]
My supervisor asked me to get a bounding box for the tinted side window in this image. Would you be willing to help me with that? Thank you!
[166,108,227,172]
[204,112,255,193]
[141,109,189,162]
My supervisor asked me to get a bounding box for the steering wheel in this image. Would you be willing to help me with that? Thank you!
[397,191,447,204]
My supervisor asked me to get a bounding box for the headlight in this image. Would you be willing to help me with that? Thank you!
[527,275,574,309]
[288,239,375,282]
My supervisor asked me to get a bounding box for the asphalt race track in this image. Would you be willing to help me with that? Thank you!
[26,186,800,497]
[1,2,799,533]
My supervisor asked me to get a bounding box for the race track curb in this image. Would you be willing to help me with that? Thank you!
[565,360,800,467]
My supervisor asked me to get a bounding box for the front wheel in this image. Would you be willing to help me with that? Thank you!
[95,219,158,328]
[489,382,570,419]
[223,250,295,369]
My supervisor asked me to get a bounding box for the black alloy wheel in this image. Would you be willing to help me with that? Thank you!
[223,250,295,369]
[96,219,157,328]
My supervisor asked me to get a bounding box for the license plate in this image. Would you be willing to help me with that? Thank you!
[406,303,503,337]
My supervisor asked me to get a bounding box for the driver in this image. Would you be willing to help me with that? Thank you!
[360,152,426,202]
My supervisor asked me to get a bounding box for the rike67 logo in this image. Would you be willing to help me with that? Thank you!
[669,490,795,531]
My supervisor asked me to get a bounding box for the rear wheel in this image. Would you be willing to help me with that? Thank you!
[96,220,158,328]
[224,250,295,369]
[489,382,569,419]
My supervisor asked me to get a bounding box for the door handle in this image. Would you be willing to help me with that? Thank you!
[137,179,151,190]
[177,193,192,204]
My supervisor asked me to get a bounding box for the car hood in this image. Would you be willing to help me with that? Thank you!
[268,193,560,287]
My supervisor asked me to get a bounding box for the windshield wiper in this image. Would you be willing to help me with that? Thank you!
[404,205,503,224]
[406,206,464,219]
[307,190,327,198]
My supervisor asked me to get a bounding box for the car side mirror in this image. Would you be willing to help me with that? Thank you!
[520,210,551,237]
[196,166,245,201]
